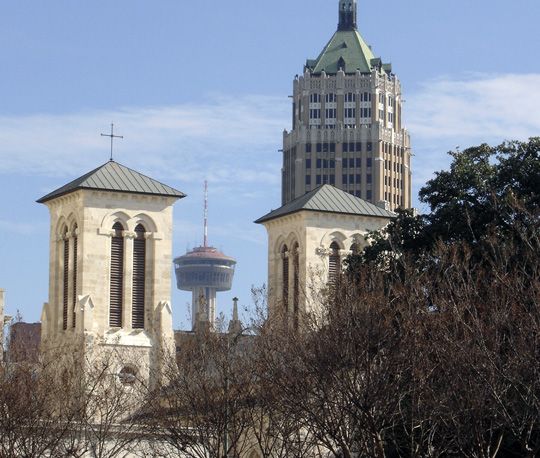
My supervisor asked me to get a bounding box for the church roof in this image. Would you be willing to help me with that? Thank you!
[255,185,396,224]
[37,160,186,203]
[306,29,377,75]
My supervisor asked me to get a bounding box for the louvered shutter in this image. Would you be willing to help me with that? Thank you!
[72,232,77,328]
[282,246,289,310]
[63,236,69,331]
[293,244,300,329]
[132,225,146,329]
[328,242,340,284]
[109,223,124,328]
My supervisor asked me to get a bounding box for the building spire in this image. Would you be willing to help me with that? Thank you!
[338,0,357,31]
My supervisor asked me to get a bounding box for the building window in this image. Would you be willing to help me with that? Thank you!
[72,225,78,329]
[344,93,356,127]
[325,94,337,128]
[342,174,348,184]
[310,93,321,103]
[110,222,124,328]
[330,174,335,185]
[309,109,321,120]
[316,175,322,185]
[367,174,372,184]
[132,224,146,330]
[282,245,289,311]
[367,190,372,200]
[328,242,340,284]
[305,175,311,185]
[356,158,362,168]
[305,144,312,153]
[349,158,355,168]
[316,143,322,153]
[118,366,137,385]
[306,159,311,169]
[62,227,69,331]
[293,243,300,330]
[316,159,322,169]
[356,174,361,183]
[343,142,349,153]
[367,158,372,168]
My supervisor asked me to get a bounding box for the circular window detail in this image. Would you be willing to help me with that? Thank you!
[118,366,137,385]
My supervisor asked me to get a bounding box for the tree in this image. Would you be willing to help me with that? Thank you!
[346,137,540,272]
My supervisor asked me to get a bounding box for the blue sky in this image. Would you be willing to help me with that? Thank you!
[1,0,539,328]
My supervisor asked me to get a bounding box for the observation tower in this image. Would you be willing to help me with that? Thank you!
[174,182,236,330]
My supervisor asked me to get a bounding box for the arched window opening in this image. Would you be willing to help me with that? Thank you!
[350,242,361,255]
[282,245,289,311]
[132,224,146,330]
[110,222,124,328]
[62,227,69,331]
[72,224,78,328]
[118,366,137,385]
[329,242,341,284]
[293,243,300,330]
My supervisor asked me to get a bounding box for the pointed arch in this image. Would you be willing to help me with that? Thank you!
[110,222,124,328]
[131,213,158,233]
[329,241,341,284]
[132,224,146,330]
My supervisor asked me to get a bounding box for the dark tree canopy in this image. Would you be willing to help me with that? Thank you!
[347,137,540,272]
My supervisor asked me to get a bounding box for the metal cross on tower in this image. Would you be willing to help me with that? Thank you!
[101,123,123,161]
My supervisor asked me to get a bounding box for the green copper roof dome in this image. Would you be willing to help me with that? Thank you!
[307,29,376,75]
[305,0,389,75]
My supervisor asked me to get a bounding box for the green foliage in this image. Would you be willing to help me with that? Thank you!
[347,137,540,273]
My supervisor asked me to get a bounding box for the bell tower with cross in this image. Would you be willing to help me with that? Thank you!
[38,126,186,389]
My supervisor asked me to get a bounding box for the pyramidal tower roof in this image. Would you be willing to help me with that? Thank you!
[305,0,389,75]
[255,185,396,224]
[37,160,185,203]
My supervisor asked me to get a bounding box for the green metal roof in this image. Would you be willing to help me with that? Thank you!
[306,30,377,75]
[37,160,186,203]
[255,185,395,224]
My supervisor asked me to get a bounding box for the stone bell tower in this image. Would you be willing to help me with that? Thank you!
[38,160,185,388]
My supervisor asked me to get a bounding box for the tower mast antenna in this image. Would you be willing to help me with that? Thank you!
[203,180,208,248]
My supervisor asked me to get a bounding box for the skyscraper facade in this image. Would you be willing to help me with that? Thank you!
[282,0,412,210]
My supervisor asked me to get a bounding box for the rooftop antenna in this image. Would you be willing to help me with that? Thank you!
[203,180,208,248]
[101,123,123,162]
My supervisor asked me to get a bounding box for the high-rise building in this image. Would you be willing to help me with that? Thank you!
[282,0,412,210]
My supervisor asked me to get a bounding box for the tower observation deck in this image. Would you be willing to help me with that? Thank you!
[174,182,236,330]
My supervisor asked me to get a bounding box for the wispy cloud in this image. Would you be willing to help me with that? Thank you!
[1,74,538,206]
[406,73,540,202]
[408,73,540,142]
[0,95,289,188]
